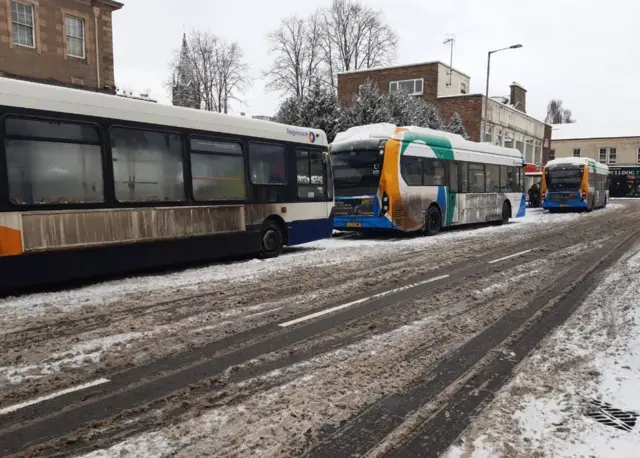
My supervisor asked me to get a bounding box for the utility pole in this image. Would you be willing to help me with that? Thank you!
[482,44,523,141]
[443,34,455,92]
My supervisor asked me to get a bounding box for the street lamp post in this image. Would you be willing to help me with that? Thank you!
[483,44,523,142]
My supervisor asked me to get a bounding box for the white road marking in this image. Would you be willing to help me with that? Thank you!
[488,249,533,265]
[278,274,450,328]
[0,378,110,416]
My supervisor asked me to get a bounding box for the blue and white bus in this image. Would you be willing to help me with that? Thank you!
[331,124,525,235]
[0,78,334,292]
[541,157,609,212]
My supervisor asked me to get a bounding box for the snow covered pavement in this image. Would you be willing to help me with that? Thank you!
[445,239,640,458]
[1,201,638,458]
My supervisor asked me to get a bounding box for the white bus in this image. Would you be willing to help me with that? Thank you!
[331,123,525,235]
[0,78,334,293]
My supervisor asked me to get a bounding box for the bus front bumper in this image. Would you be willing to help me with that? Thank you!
[333,215,395,230]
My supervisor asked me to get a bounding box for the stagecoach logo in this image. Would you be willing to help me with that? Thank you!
[287,128,316,143]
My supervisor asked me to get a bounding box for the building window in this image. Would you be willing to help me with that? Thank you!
[572,148,581,158]
[65,15,85,58]
[389,78,424,96]
[10,1,35,48]
[495,128,503,147]
[549,149,556,160]
[525,139,534,164]
[484,124,493,143]
[296,149,325,199]
[599,147,617,164]
[460,81,467,94]
[249,143,287,185]
[190,138,246,201]
[110,128,184,202]
[504,131,514,149]
[637,147,640,164]
[534,140,542,165]
[515,133,525,155]
[599,148,606,162]
[4,117,103,205]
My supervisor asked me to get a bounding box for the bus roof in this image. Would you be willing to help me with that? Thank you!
[332,123,523,160]
[545,157,609,171]
[0,77,328,147]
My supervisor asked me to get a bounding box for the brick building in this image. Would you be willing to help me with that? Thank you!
[337,61,552,168]
[1,0,123,93]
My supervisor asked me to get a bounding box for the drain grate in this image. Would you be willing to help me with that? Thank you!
[585,399,638,432]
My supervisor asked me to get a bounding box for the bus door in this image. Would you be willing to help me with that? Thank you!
[447,161,460,224]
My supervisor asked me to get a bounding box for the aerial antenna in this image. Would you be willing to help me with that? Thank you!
[443,34,456,89]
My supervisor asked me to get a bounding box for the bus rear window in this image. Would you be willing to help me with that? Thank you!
[546,166,583,190]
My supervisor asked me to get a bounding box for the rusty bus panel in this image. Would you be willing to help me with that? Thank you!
[20,206,246,252]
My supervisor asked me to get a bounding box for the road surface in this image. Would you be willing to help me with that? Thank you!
[1,201,639,457]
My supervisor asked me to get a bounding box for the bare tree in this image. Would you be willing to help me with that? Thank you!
[168,30,250,113]
[545,99,575,124]
[319,0,397,90]
[264,14,323,99]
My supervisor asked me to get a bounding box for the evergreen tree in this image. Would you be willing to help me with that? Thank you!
[445,111,469,139]
[275,96,303,126]
[299,83,341,142]
[385,87,415,126]
[412,101,444,131]
[340,80,391,131]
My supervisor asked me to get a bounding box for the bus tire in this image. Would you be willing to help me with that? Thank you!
[423,206,442,236]
[497,201,510,226]
[587,197,594,213]
[259,221,284,258]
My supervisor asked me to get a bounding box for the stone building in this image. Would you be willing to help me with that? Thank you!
[1,0,123,93]
[337,61,552,168]
[551,123,640,197]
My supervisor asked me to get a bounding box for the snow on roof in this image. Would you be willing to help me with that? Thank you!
[337,61,470,78]
[332,123,523,159]
[332,123,398,145]
[0,77,328,146]
[545,157,608,170]
[552,122,640,141]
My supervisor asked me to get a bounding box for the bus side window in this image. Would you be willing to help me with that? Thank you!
[449,161,459,193]
[458,162,469,193]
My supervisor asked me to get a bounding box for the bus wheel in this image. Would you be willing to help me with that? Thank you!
[260,222,283,258]
[497,201,510,225]
[424,206,442,236]
[587,198,594,212]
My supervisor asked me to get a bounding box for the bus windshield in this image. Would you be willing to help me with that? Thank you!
[545,166,583,191]
[332,150,381,196]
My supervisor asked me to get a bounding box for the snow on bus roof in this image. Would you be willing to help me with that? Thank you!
[545,157,608,169]
[0,77,328,146]
[332,123,523,159]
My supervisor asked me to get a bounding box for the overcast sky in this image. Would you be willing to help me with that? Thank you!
[112,0,640,128]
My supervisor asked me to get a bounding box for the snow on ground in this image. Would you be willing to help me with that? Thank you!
[0,332,146,385]
[0,204,621,324]
[444,241,640,458]
[78,299,459,458]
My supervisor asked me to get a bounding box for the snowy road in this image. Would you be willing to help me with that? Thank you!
[1,201,640,457]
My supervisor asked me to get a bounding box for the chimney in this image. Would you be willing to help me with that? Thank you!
[509,82,527,113]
